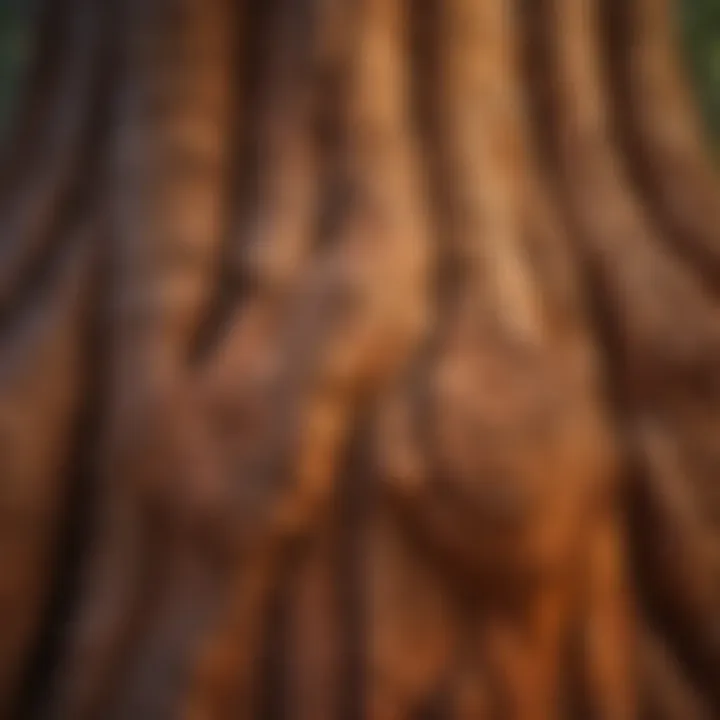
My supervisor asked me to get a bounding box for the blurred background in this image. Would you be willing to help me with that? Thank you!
[683,0,720,153]
[4,1,717,155]
[0,0,38,142]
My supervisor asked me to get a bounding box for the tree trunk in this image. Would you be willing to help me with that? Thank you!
[0,0,718,718]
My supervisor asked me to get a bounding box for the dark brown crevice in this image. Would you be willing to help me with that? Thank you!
[232,0,323,282]
[339,432,369,720]
[13,243,105,720]
[188,0,249,364]
[279,505,344,719]
[0,0,104,320]
[194,0,338,373]
[190,0,273,361]
[626,454,720,712]
[638,619,713,720]
[0,218,96,716]
[257,566,290,720]
[4,0,118,335]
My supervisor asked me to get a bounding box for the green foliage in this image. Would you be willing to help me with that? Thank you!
[681,0,720,151]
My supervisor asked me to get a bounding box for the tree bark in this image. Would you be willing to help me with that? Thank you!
[0,0,718,718]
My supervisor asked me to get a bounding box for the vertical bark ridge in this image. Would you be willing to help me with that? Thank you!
[434,0,543,342]
[535,0,720,707]
[375,2,631,719]
[185,0,432,715]
[200,0,336,423]
[47,2,240,718]
[378,0,612,574]
[109,0,237,382]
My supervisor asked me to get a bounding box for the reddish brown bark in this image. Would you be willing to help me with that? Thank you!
[0,0,718,718]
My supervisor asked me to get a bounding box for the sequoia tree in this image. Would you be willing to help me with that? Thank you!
[0,0,718,718]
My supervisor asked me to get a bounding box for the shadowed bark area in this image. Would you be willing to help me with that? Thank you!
[0,0,718,718]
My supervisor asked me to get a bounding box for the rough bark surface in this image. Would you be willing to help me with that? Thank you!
[0,0,718,718]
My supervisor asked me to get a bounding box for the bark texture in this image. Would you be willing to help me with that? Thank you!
[0,0,718,718]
